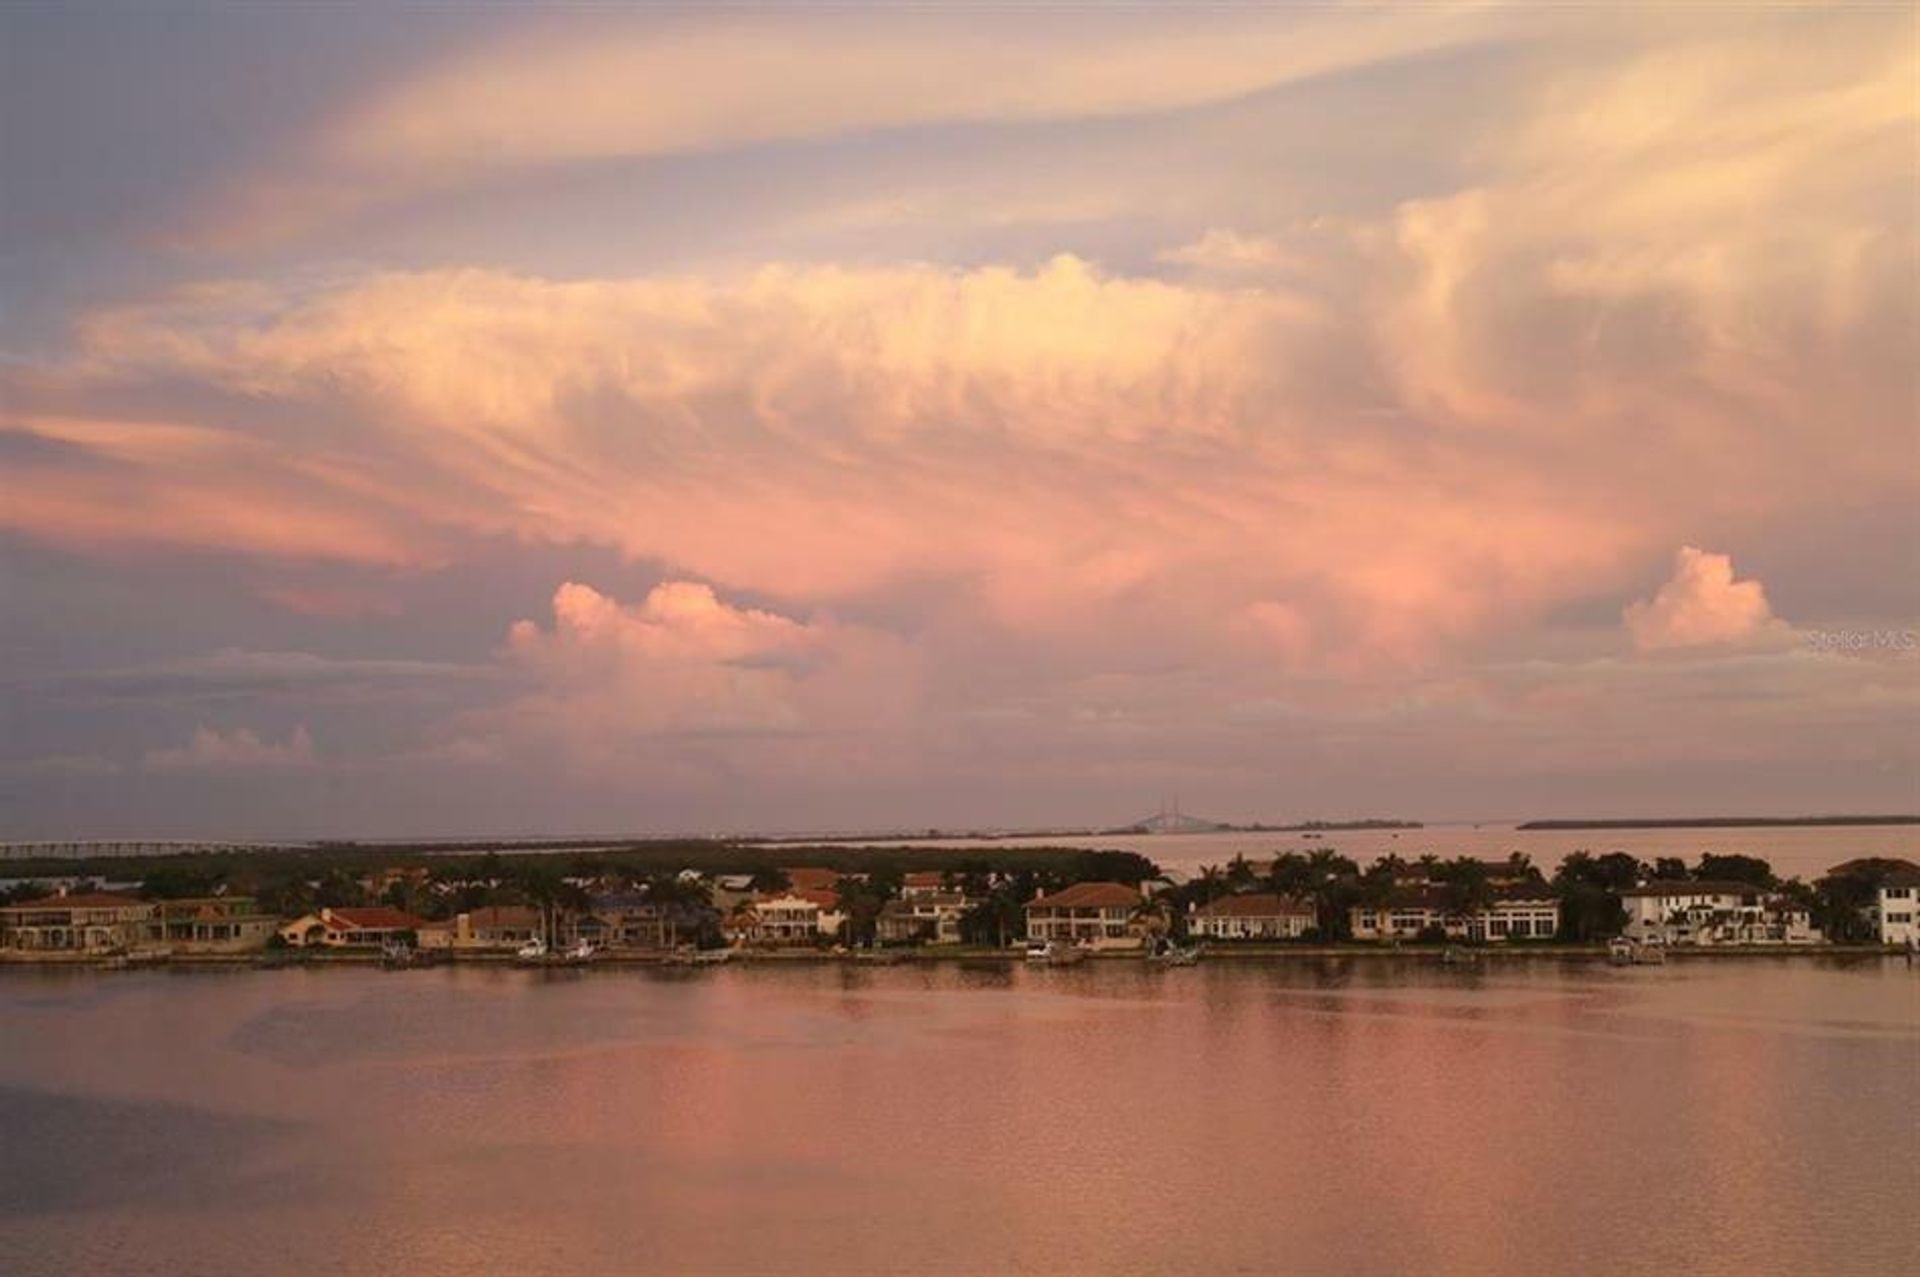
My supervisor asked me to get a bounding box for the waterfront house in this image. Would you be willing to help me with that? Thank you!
[1619,881,1820,946]
[1350,884,1561,943]
[1024,882,1146,950]
[0,891,156,954]
[151,896,280,953]
[574,894,715,950]
[876,891,969,945]
[279,906,428,948]
[1875,870,1920,947]
[748,893,826,945]
[417,905,546,952]
[1189,892,1317,941]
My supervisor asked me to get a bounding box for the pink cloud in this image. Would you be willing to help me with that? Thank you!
[485,581,919,763]
[1624,547,1779,651]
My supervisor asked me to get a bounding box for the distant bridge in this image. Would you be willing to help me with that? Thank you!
[0,839,314,862]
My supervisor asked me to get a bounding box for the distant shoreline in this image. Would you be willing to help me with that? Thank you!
[1516,816,1920,831]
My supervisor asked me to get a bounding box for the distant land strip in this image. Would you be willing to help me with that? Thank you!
[1517,815,1920,831]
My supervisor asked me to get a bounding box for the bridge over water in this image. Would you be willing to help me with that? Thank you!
[0,840,317,862]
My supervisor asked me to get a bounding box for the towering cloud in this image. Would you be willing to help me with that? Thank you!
[1624,548,1779,651]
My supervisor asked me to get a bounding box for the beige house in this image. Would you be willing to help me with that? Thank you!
[417,905,544,952]
[876,892,969,945]
[1024,882,1146,950]
[279,906,427,948]
[151,896,280,953]
[749,893,826,945]
[0,891,156,954]
[1189,892,1316,940]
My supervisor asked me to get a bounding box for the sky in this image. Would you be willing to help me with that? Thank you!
[0,2,1915,839]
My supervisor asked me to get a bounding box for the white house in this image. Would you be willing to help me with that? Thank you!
[1619,881,1821,946]
[1876,871,1920,947]
[1350,885,1560,942]
[750,894,820,944]
[1189,892,1316,940]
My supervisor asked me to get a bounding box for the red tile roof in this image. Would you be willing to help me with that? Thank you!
[903,871,946,887]
[783,867,842,891]
[1027,882,1142,910]
[464,905,542,930]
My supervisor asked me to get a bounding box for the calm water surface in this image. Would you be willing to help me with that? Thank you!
[2,960,1916,1276]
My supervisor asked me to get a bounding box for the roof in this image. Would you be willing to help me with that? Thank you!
[903,871,946,887]
[783,867,842,891]
[324,906,426,931]
[1368,883,1556,911]
[1828,857,1919,877]
[1193,892,1315,919]
[754,892,823,911]
[2,890,148,911]
[881,892,966,913]
[464,905,542,930]
[1027,882,1141,910]
[1620,880,1766,899]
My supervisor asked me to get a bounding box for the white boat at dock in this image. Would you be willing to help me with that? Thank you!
[1610,937,1666,966]
[1025,940,1088,966]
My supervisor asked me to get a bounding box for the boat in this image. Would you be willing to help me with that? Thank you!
[663,947,732,967]
[380,940,422,969]
[1146,937,1202,966]
[1440,946,1475,965]
[1633,941,1667,966]
[512,937,549,966]
[559,938,599,965]
[1608,937,1636,966]
[1024,940,1088,966]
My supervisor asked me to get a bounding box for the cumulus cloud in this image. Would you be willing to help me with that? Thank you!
[1,2,1914,825]
[1624,547,1779,651]
[484,581,917,759]
[141,725,319,773]
[13,255,1636,673]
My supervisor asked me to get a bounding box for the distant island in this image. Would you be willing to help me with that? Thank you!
[1518,815,1920,831]
[1104,812,1422,835]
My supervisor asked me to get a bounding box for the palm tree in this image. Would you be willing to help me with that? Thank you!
[1130,893,1171,940]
